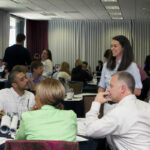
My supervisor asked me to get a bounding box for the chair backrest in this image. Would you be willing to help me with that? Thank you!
[83,95,103,118]
[4,140,79,150]
[68,81,83,94]
[146,89,150,103]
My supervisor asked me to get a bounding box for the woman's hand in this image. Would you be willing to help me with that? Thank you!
[0,110,5,119]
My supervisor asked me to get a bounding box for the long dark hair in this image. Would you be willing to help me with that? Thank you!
[46,49,52,61]
[107,35,134,71]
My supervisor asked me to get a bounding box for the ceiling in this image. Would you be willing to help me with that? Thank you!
[0,0,150,20]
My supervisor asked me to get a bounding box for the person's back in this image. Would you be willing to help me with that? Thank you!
[110,95,150,149]
[71,65,92,84]
[16,105,76,142]
[86,72,150,150]
[15,78,77,142]
[3,33,31,71]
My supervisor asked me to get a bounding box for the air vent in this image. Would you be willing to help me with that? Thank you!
[64,11,80,14]
[41,12,56,16]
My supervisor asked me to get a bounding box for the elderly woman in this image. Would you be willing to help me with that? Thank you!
[15,78,77,142]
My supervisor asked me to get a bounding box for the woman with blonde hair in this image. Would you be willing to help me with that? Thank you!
[57,61,71,81]
[16,78,77,142]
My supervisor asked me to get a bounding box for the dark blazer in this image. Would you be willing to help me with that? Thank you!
[71,65,92,84]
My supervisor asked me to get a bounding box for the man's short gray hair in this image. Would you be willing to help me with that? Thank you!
[112,71,135,93]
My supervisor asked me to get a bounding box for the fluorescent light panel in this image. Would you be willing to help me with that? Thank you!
[109,12,122,15]
[101,0,117,2]
[105,6,120,10]
[112,17,123,19]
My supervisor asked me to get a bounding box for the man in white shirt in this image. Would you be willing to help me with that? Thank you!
[86,71,150,150]
[0,70,35,119]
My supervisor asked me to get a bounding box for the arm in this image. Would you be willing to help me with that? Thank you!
[127,63,142,96]
[0,110,5,119]
[134,88,141,96]
[86,93,118,138]
[25,49,31,65]
[15,119,26,140]
[98,87,105,93]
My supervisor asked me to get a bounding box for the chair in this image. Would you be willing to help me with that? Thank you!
[146,89,150,103]
[83,95,103,118]
[68,81,83,94]
[4,140,79,150]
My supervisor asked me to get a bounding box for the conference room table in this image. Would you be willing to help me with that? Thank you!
[0,118,107,150]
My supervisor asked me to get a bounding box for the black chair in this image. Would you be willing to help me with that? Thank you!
[68,81,83,94]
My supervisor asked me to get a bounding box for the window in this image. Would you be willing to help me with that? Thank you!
[9,17,17,46]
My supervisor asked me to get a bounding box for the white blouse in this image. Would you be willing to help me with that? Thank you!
[42,59,53,78]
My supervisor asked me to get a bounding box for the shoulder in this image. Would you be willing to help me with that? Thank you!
[127,62,138,70]
[45,59,52,63]
[60,109,77,118]
[0,88,11,95]
[59,71,69,76]
[24,90,35,97]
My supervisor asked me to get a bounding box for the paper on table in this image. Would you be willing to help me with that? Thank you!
[0,137,13,145]
[10,115,19,134]
[0,115,11,134]
[76,136,88,142]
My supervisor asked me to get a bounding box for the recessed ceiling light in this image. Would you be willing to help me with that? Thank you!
[109,12,122,15]
[101,0,117,2]
[112,17,123,20]
[41,12,57,16]
[105,6,120,10]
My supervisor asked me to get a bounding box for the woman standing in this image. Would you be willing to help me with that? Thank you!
[41,49,53,78]
[98,35,142,114]
[98,35,142,95]
[98,35,143,150]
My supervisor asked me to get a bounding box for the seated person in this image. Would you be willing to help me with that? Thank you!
[57,61,71,81]
[1,65,9,80]
[27,61,44,90]
[33,53,40,61]
[86,71,150,150]
[0,59,5,77]
[0,70,35,119]
[71,59,92,85]
[15,78,77,142]
[12,65,35,91]
[96,60,103,76]
[82,61,93,77]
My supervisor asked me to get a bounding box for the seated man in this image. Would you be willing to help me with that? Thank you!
[0,70,35,119]
[71,59,92,85]
[27,61,44,90]
[86,71,150,150]
[82,61,93,77]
